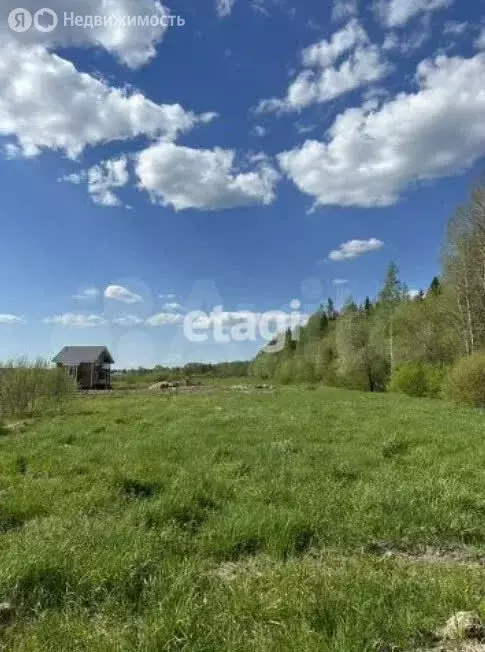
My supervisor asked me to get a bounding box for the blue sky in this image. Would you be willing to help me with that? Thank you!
[0,0,484,367]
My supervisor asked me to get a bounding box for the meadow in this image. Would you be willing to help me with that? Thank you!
[1,385,485,650]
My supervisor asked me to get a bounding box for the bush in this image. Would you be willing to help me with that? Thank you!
[443,352,485,407]
[0,359,76,417]
[388,362,447,398]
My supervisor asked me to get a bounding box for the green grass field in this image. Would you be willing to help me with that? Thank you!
[1,386,485,650]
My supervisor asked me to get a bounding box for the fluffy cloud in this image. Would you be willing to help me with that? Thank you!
[0,314,25,324]
[278,53,485,208]
[43,313,106,327]
[302,20,368,68]
[162,302,183,311]
[329,239,384,261]
[72,288,99,300]
[146,312,184,326]
[374,0,451,27]
[104,285,143,304]
[4,0,171,69]
[216,0,236,17]
[61,157,130,207]
[256,21,389,113]
[0,39,216,158]
[136,143,279,210]
[333,278,349,285]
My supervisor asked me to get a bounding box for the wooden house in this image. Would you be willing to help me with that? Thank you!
[53,346,114,390]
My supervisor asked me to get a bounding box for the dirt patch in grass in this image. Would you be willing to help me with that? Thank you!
[363,542,485,566]
[210,555,271,582]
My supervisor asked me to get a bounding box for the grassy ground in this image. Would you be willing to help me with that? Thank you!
[1,386,485,650]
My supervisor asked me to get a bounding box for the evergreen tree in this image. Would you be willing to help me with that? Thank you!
[429,276,441,297]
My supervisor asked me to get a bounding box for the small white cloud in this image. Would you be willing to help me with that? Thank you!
[302,19,368,68]
[0,314,25,324]
[112,314,145,326]
[43,313,106,327]
[382,23,430,54]
[374,0,451,28]
[136,142,279,211]
[159,293,177,300]
[63,157,131,208]
[87,157,130,207]
[146,312,184,326]
[73,288,99,300]
[253,125,267,137]
[408,289,421,299]
[444,21,468,36]
[256,21,389,113]
[105,285,143,304]
[333,278,349,285]
[162,302,183,311]
[329,238,383,261]
[216,0,235,17]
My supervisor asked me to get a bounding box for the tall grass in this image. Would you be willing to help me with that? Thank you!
[0,358,76,417]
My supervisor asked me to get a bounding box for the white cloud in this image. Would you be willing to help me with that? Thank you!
[162,302,183,311]
[136,142,279,211]
[216,0,236,17]
[72,288,99,300]
[43,313,106,327]
[112,314,144,326]
[253,125,267,137]
[4,0,171,69]
[159,293,177,300]
[333,278,349,285]
[302,19,368,68]
[104,285,143,304]
[256,22,389,113]
[475,29,485,50]
[0,314,25,324]
[332,0,358,22]
[329,239,384,261]
[278,53,485,208]
[382,23,431,54]
[444,21,468,36]
[0,39,216,159]
[374,0,451,28]
[61,157,130,207]
[146,312,184,326]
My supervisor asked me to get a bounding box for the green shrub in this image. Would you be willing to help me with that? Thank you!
[0,358,76,417]
[388,362,447,398]
[443,352,485,407]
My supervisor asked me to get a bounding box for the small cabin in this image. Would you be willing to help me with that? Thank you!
[53,346,114,390]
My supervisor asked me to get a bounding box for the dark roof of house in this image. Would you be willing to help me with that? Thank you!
[52,346,114,365]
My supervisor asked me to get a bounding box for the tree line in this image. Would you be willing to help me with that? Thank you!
[250,183,485,403]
